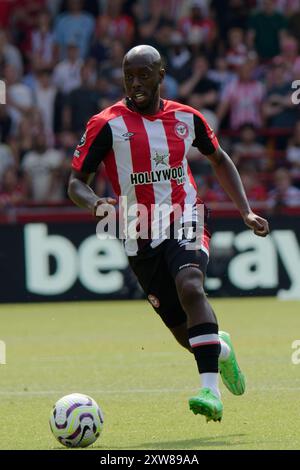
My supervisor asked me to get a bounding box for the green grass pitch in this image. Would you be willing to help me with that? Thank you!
[0,298,299,450]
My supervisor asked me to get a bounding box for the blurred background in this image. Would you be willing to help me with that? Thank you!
[0,0,300,302]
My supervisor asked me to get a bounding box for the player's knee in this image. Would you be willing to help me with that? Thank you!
[177,270,205,309]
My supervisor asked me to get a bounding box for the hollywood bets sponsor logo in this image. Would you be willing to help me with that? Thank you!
[130,165,185,185]
[174,121,189,139]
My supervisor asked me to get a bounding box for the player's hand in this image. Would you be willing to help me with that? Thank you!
[93,197,117,218]
[243,211,270,237]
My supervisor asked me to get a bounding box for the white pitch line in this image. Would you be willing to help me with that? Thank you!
[0,386,300,397]
[0,388,192,397]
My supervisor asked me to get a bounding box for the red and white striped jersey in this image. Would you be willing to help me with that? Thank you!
[221,79,265,129]
[72,99,219,256]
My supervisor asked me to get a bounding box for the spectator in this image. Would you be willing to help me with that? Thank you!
[95,75,122,109]
[149,19,175,61]
[276,34,300,78]
[232,123,267,169]
[21,132,65,202]
[137,0,169,42]
[211,0,251,37]
[207,56,236,93]
[27,8,57,70]
[167,31,193,84]
[239,164,268,204]
[268,167,300,208]
[179,0,217,47]
[217,58,265,129]
[100,40,126,96]
[0,143,15,180]
[96,0,134,49]
[89,33,110,66]
[56,130,79,196]
[0,0,298,209]
[4,63,34,129]
[0,30,23,78]
[57,130,78,160]
[226,27,249,69]
[247,0,288,59]
[32,68,57,141]
[156,0,187,20]
[53,43,82,94]
[0,166,27,210]
[58,0,101,18]
[287,121,300,178]
[12,119,34,163]
[11,0,47,53]
[263,61,298,129]
[63,63,100,134]
[54,0,95,59]
[161,74,179,100]
[179,55,219,110]
[14,108,45,163]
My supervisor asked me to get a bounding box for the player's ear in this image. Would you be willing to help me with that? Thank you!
[159,68,165,83]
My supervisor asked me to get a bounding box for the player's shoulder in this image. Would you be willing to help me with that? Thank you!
[164,99,208,122]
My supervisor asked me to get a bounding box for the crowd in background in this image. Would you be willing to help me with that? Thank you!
[1,0,300,213]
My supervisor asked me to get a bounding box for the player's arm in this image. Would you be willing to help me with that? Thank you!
[68,116,117,216]
[68,170,116,216]
[206,146,269,237]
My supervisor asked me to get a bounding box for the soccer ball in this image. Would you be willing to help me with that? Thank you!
[49,393,104,448]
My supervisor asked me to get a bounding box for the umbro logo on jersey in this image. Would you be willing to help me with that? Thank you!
[122,132,135,140]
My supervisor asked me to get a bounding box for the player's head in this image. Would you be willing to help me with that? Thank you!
[123,45,165,113]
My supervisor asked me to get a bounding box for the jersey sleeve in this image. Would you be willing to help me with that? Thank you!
[71,114,113,173]
[192,112,219,156]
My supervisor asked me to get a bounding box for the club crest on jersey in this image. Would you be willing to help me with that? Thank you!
[148,294,160,308]
[78,131,87,147]
[174,121,189,139]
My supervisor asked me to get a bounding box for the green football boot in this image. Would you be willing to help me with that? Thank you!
[219,331,245,396]
[189,388,223,422]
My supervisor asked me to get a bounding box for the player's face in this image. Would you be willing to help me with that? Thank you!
[123,61,164,113]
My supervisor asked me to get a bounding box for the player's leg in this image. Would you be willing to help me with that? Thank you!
[169,322,191,352]
[218,330,245,395]
[174,266,223,420]
[169,313,245,396]
[128,245,190,337]
[164,230,226,421]
[147,249,244,398]
[165,235,245,419]
[128,243,242,422]
[169,323,233,367]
